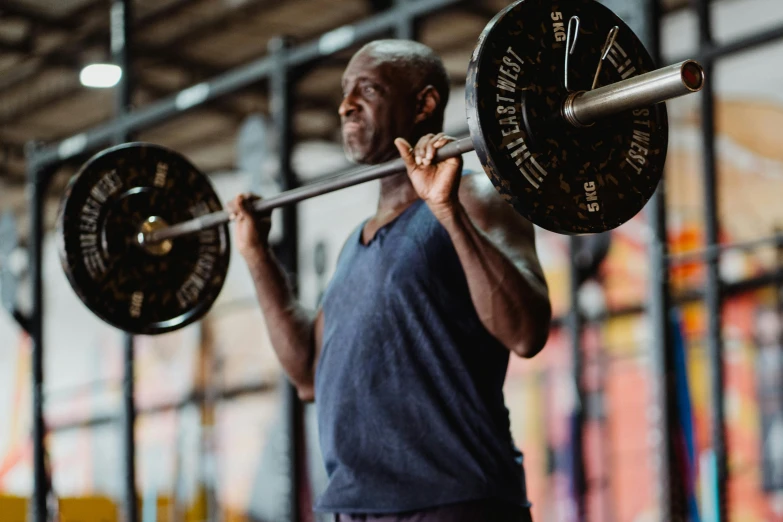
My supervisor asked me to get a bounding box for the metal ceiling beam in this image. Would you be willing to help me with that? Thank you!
[0,75,248,151]
[1,51,250,134]
[0,0,214,94]
[135,48,223,78]
[140,0,283,67]
[0,1,78,30]
[0,140,27,182]
[0,81,248,136]
[0,140,26,160]
[0,0,286,127]
[0,59,44,92]
[0,0,102,31]
[34,42,225,81]
[0,1,107,90]
[366,0,394,12]
[126,0,210,34]
[0,35,32,55]
[0,80,82,127]
[672,21,783,63]
[161,130,243,165]
[137,78,249,123]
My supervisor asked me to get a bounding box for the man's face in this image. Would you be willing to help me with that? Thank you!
[339,52,416,165]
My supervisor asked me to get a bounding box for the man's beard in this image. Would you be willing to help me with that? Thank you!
[343,141,366,164]
[343,128,377,164]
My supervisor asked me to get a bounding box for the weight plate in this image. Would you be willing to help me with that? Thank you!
[57,143,230,335]
[466,0,668,234]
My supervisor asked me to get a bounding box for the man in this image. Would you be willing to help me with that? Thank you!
[229,39,551,521]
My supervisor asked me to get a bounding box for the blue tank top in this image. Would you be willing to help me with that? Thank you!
[313,197,528,514]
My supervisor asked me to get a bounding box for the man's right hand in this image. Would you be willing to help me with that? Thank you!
[227,193,272,259]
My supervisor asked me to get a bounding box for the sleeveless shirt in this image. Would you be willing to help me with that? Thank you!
[313,197,528,514]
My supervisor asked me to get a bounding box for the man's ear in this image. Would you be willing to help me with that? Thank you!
[414,85,440,124]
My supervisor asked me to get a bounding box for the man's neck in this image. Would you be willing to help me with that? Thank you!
[359,172,419,245]
[377,172,419,216]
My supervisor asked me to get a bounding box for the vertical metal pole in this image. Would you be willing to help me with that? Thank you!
[111,1,137,521]
[596,1,682,518]
[695,0,728,519]
[201,323,221,522]
[269,36,303,522]
[112,0,133,129]
[26,147,48,522]
[642,1,684,520]
[121,337,137,522]
[393,0,415,39]
[568,238,586,522]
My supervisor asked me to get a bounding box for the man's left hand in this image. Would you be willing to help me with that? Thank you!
[395,133,463,219]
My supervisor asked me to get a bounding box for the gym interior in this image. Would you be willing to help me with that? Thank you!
[0,0,782,521]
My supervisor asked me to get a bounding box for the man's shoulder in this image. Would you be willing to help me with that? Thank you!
[457,169,535,241]
[457,170,513,218]
[458,169,496,203]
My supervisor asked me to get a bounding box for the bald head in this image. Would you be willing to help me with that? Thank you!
[352,40,451,112]
[339,39,451,164]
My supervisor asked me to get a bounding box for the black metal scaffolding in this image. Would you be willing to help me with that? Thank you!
[695,0,729,518]
[567,236,587,522]
[652,1,783,519]
[268,35,304,522]
[665,1,783,520]
[26,148,48,522]
[573,1,783,520]
[111,2,139,522]
[644,1,683,520]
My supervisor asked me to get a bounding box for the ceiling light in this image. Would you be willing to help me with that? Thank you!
[79,64,122,88]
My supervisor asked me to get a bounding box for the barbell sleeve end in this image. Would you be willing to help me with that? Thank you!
[565,59,705,127]
[143,214,218,244]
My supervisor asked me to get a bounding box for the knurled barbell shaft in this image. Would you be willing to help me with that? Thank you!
[142,59,704,246]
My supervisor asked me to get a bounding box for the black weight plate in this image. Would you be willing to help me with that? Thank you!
[57,142,230,335]
[466,0,668,234]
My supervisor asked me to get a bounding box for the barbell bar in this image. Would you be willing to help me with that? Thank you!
[57,0,706,334]
[142,59,703,247]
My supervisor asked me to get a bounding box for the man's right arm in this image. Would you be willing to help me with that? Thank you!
[230,194,322,401]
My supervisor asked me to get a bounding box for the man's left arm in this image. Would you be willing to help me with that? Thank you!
[395,134,552,358]
[443,175,551,358]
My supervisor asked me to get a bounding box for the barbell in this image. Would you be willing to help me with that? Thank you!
[56,0,705,335]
